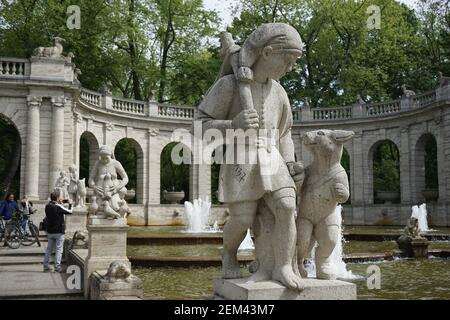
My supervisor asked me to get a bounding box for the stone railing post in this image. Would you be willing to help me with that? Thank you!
[25,96,42,200]
[102,93,113,110]
[302,105,312,121]
[352,103,363,118]
[148,100,159,117]
[436,83,450,101]
[400,96,413,111]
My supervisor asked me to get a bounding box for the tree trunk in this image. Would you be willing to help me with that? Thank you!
[128,0,142,100]
[158,0,175,103]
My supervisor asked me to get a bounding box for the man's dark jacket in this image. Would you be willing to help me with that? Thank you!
[45,201,72,234]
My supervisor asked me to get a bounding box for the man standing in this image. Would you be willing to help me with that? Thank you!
[43,191,72,272]
[20,196,35,234]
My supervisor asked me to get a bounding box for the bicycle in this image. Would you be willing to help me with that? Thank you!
[0,216,22,249]
[6,212,41,247]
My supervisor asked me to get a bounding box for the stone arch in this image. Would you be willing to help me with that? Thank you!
[414,133,438,203]
[79,131,100,183]
[160,141,192,204]
[369,139,401,204]
[0,113,23,198]
[114,138,144,204]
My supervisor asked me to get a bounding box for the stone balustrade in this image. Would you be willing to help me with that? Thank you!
[0,58,30,78]
[413,90,437,108]
[157,104,196,119]
[0,55,446,123]
[312,105,352,121]
[112,96,146,115]
[78,85,445,123]
[80,88,196,119]
[80,89,101,107]
[365,100,401,117]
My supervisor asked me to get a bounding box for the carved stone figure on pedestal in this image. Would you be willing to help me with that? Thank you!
[66,164,87,208]
[197,23,305,290]
[68,164,79,203]
[401,84,416,97]
[296,130,354,280]
[397,217,429,258]
[54,170,70,200]
[88,145,130,219]
[33,36,65,58]
[105,261,132,283]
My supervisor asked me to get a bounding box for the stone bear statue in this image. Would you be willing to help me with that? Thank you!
[297,129,354,280]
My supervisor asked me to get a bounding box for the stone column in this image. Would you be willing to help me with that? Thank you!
[400,127,411,205]
[25,96,42,200]
[73,113,83,168]
[49,97,65,192]
[351,131,365,224]
[189,163,211,201]
[189,123,211,201]
[147,129,161,208]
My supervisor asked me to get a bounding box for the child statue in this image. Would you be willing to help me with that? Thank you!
[197,23,305,290]
[88,145,130,219]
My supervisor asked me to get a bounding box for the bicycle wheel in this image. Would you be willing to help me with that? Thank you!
[5,225,22,249]
[21,226,37,246]
[28,223,41,247]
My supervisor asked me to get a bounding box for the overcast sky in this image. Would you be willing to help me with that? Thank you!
[203,0,419,29]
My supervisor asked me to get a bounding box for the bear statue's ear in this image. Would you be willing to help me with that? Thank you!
[333,130,355,143]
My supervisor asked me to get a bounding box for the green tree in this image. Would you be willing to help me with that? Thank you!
[114,139,138,203]
[373,141,400,193]
[0,117,21,199]
[228,0,440,107]
[160,142,190,203]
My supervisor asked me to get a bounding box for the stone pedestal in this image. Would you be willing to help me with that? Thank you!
[83,217,129,299]
[64,207,89,260]
[214,278,356,300]
[397,237,429,258]
[65,207,88,235]
[89,270,143,300]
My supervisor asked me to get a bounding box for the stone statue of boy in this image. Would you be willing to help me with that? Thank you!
[197,23,305,290]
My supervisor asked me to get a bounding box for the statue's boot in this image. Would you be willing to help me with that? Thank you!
[315,257,337,280]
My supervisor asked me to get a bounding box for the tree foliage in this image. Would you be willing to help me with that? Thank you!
[373,140,400,193]
[160,142,190,203]
[228,0,448,107]
[0,117,21,199]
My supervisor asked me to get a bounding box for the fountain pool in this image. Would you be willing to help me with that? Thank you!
[126,225,450,299]
[133,258,450,300]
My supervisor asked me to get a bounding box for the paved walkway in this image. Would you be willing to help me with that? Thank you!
[0,243,83,299]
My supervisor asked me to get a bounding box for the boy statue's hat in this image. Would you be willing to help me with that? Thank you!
[238,23,303,82]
